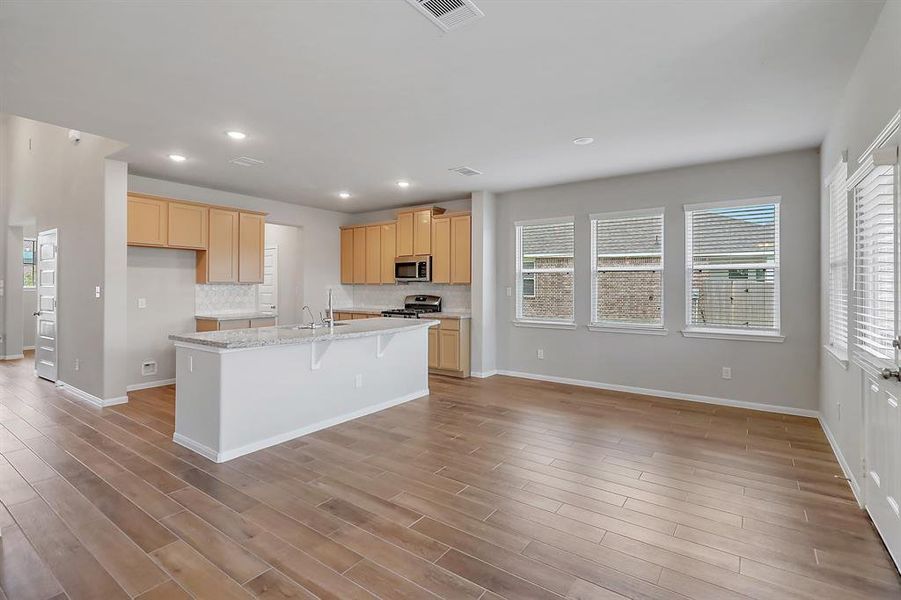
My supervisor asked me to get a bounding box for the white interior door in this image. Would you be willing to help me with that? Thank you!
[258,245,278,317]
[35,228,58,382]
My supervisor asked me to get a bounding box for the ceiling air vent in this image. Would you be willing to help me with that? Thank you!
[230,156,264,167]
[449,166,482,176]
[406,0,484,32]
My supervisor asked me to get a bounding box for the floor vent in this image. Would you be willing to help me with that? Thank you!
[449,166,482,176]
[230,156,264,167]
[407,0,484,32]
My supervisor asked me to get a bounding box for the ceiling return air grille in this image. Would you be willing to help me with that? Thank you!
[229,156,264,167]
[406,0,484,32]
[449,166,482,176]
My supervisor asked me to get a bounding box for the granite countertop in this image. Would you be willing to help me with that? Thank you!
[335,307,471,320]
[195,311,278,321]
[170,317,437,350]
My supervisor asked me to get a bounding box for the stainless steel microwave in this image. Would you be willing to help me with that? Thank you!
[395,256,431,282]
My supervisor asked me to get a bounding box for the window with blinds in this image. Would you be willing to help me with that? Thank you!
[515,218,575,323]
[590,209,664,329]
[684,199,780,333]
[852,162,896,368]
[827,159,849,356]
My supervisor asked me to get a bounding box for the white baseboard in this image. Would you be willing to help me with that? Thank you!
[818,416,863,508]
[126,378,176,392]
[57,381,129,408]
[1,354,25,360]
[173,387,430,463]
[495,369,819,418]
[471,370,498,379]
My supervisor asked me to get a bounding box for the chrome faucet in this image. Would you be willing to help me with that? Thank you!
[327,288,334,329]
[302,305,315,326]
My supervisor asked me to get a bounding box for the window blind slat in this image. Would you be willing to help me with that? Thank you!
[685,201,780,332]
[591,211,664,328]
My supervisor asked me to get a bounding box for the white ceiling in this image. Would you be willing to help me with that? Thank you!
[0,1,883,213]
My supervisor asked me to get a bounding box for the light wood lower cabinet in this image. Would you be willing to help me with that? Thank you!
[428,319,470,378]
[195,317,275,332]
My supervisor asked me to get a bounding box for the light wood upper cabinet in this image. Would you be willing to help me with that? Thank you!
[168,202,208,249]
[451,214,471,284]
[397,212,414,256]
[431,216,451,284]
[353,227,366,284]
[200,208,239,283]
[340,228,355,284]
[127,196,168,247]
[365,225,381,284]
[413,209,432,255]
[380,223,396,284]
[238,212,265,283]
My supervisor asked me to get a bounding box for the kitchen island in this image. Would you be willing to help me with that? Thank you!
[168,317,436,462]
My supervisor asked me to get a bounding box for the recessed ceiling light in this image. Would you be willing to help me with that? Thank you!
[226,131,247,140]
[572,137,594,145]
[338,191,351,199]
[397,180,411,188]
[168,154,187,162]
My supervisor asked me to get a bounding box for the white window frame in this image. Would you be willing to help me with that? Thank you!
[682,196,784,342]
[825,155,849,367]
[513,216,576,329]
[588,207,666,335]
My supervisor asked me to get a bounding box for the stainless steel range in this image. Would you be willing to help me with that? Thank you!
[381,295,441,319]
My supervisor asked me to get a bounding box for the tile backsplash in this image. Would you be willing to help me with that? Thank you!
[195,284,258,314]
[349,283,470,311]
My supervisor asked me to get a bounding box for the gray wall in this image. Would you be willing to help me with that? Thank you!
[127,247,196,387]
[495,148,821,411]
[1,115,126,398]
[819,1,901,487]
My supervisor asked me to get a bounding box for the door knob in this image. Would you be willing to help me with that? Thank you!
[881,367,900,381]
[33,311,41,316]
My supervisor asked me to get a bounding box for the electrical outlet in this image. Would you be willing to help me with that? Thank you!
[95,285,102,299]
[722,367,732,380]
[537,349,544,360]
[137,298,147,309]
[354,374,363,388]
[74,358,80,371]
[506,287,512,297]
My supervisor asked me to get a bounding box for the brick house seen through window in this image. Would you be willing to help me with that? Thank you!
[517,219,574,322]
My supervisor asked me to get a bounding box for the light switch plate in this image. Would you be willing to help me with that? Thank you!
[137,298,147,309]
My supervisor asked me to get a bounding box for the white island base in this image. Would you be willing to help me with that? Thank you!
[170,319,433,462]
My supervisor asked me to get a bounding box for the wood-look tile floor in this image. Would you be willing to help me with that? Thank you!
[1,353,899,600]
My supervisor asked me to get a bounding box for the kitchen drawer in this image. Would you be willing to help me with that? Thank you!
[438,318,460,331]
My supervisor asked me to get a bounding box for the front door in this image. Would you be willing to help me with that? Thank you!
[35,228,58,382]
